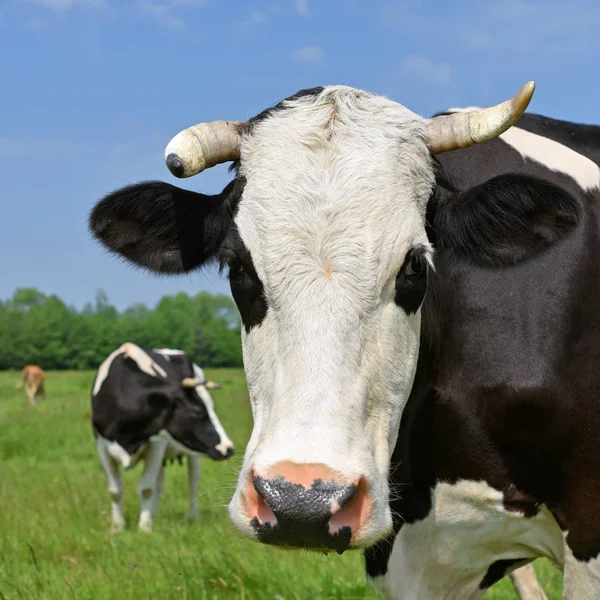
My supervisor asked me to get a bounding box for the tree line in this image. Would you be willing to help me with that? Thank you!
[0,288,243,371]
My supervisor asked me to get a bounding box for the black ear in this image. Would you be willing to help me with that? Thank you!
[434,173,581,267]
[89,178,244,274]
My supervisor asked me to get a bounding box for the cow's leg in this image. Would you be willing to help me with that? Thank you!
[151,465,164,520]
[137,438,167,532]
[187,455,201,521]
[95,437,125,533]
[509,563,548,600]
[25,384,36,405]
[38,383,46,401]
[562,542,600,599]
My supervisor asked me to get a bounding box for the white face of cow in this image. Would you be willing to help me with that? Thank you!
[91,82,533,552]
[225,88,434,550]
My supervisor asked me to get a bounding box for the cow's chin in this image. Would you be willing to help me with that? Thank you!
[228,474,393,553]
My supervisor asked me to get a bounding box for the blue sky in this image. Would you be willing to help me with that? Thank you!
[2,0,599,310]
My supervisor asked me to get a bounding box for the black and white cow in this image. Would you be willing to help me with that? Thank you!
[92,342,234,532]
[89,83,600,597]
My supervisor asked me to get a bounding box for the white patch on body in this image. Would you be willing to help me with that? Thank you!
[562,532,600,598]
[153,348,185,357]
[509,563,548,600]
[192,364,234,455]
[228,86,435,545]
[137,438,168,532]
[93,342,167,395]
[446,107,600,191]
[95,436,125,533]
[372,480,564,600]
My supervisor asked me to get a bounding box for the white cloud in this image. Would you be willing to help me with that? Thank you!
[20,0,105,10]
[290,46,324,62]
[236,10,267,31]
[382,0,600,57]
[399,55,451,85]
[295,0,309,17]
[136,0,206,29]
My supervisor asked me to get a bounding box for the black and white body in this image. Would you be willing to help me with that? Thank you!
[92,343,234,532]
[89,83,600,598]
[363,108,600,599]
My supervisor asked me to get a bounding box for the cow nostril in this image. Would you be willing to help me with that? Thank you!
[328,476,372,537]
[245,470,277,526]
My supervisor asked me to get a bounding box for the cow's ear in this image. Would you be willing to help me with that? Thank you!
[89,178,244,274]
[434,173,581,267]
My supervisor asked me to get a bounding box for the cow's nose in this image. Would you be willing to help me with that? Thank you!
[243,462,372,553]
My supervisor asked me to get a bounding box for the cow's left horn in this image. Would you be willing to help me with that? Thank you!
[165,120,244,178]
[182,377,201,388]
[426,81,535,154]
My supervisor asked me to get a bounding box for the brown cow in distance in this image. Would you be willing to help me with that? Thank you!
[15,365,46,405]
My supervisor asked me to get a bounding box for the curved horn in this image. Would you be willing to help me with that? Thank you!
[164,120,244,178]
[182,377,201,388]
[426,81,535,154]
[205,381,222,390]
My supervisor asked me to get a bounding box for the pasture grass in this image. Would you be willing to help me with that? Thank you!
[0,369,562,599]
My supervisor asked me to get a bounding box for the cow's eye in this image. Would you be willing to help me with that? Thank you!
[404,252,428,277]
[394,246,429,315]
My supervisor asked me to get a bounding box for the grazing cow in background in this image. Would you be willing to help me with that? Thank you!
[92,342,234,532]
[89,81,600,598]
[15,365,46,405]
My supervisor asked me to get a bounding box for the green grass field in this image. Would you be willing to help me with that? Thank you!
[0,369,562,599]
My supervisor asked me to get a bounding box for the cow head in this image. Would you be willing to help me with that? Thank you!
[153,348,234,460]
[90,83,534,552]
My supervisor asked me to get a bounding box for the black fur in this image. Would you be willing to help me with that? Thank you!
[89,178,245,274]
[480,559,529,590]
[432,173,580,267]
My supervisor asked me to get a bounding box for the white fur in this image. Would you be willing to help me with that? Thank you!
[446,107,600,191]
[227,86,435,545]
[95,436,125,533]
[192,364,234,456]
[562,533,600,599]
[137,437,168,532]
[509,564,549,600]
[93,342,166,395]
[371,479,564,600]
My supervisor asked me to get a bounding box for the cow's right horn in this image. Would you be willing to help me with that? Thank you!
[182,377,201,388]
[165,120,244,178]
[426,81,535,154]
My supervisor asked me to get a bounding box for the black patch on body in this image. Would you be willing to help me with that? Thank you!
[251,476,356,554]
[92,347,226,460]
[432,173,580,267]
[480,559,529,589]
[366,113,600,580]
